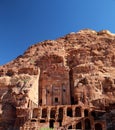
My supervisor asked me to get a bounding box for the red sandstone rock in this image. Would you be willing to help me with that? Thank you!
[0,29,115,129]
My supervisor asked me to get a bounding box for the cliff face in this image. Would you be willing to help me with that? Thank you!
[0,29,115,128]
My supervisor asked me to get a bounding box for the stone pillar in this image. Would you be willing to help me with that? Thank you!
[83,90,87,105]
[42,88,46,105]
[72,107,75,117]
[55,107,59,121]
[38,107,42,119]
[47,107,51,121]
[63,106,67,117]
[81,108,84,117]
[29,109,32,119]
[77,93,81,104]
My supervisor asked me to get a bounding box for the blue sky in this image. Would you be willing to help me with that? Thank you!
[0,0,115,65]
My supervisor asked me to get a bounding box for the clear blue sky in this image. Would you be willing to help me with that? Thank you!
[0,0,115,65]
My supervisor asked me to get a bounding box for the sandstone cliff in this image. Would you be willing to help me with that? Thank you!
[0,29,115,128]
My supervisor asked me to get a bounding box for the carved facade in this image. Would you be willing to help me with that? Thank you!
[14,65,107,130]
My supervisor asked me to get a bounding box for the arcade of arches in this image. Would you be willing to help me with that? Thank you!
[18,105,106,130]
[16,67,107,130]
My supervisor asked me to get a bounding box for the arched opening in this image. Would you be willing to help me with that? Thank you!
[68,125,72,129]
[75,107,81,117]
[95,123,102,130]
[58,108,63,126]
[84,109,89,117]
[85,118,91,130]
[58,107,63,120]
[50,108,56,119]
[91,111,97,120]
[33,108,38,118]
[76,122,82,129]
[49,119,55,128]
[67,107,73,117]
[42,108,47,118]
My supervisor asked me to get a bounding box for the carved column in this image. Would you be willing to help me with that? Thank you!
[81,108,84,117]
[77,93,81,104]
[42,88,46,105]
[72,107,75,117]
[63,106,67,117]
[55,107,59,121]
[38,107,42,119]
[47,107,51,121]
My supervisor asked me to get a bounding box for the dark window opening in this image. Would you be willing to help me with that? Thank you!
[47,90,50,94]
[76,122,82,129]
[31,119,37,122]
[114,79,115,84]
[58,120,62,126]
[58,108,63,120]
[75,107,81,117]
[84,109,89,117]
[95,123,102,130]
[40,119,46,123]
[67,108,73,117]
[40,99,42,104]
[91,111,97,120]
[50,109,56,119]
[74,100,78,104]
[49,119,55,128]
[55,97,58,103]
[42,108,47,118]
[68,125,72,129]
[63,89,66,92]
[71,97,74,105]
[85,119,91,130]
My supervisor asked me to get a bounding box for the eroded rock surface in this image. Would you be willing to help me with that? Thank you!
[0,29,115,129]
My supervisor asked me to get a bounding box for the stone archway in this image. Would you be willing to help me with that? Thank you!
[76,122,82,129]
[58,107,63,126]
[49,119,55,128]
[75,107,81,117]
[50,108,56,119]
[33,108,38,118]
[58,107,63,120]
[67,107,72,117]
[42,108,47,118]
[95,123,102,130]
[85,118,91,130]
[91,111,97,120]
[84,109,89,117]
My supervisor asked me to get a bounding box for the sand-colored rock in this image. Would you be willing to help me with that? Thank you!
[0,29,115,129]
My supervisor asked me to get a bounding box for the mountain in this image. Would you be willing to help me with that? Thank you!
[0,29,115,129]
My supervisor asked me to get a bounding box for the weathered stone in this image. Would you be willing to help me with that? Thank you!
[0,29,115,129]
